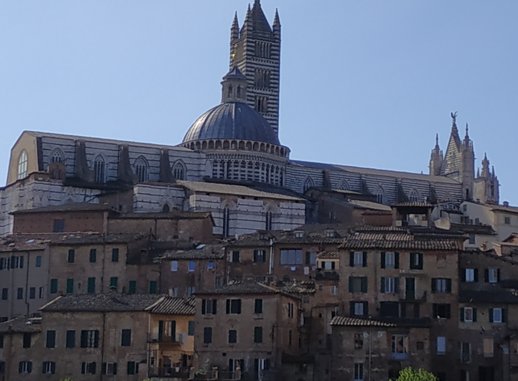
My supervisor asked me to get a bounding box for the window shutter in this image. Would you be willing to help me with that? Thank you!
[226,299,230,314]
[380,277,385,293]
[19,362,22,374]
[474,269,478,282]
[473,308,477,322]
[395,278,400,293]
[363,302,369,316]
[202,299,206,314]
[28,362,32,373]
[363,252,367,267]
[497,269,501,282]
[381,252,386,268]
[348,277,353,292]
[113,363,117,375]
[431,279,436,293]
[349,302,354,315]
[503,308,507,323]
[349,252,354,267]
[446,279,452,293]
[361,278,368,292]
[91,362,96,374]
[94,331,99,347]
[81,331,87,348]
[489,308,493,323]
[484,269,489,282]
[395,252,400,269]
[460,308,465,322]
[102,363,106,375]
[237,299,242,314]
[213,300,217,314]
[461,269,466,282]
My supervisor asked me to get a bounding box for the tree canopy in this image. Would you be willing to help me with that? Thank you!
[394,367,438,381]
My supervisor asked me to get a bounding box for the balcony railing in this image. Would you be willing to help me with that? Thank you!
[149,366,191,379]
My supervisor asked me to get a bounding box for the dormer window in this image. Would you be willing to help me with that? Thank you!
[294,231,304,239]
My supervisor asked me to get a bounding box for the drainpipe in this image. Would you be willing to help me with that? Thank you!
[268,238,274,275]
[24,251,30,316]
[100,311,106,381]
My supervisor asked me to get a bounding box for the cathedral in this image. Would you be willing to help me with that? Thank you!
[0,0,500,237]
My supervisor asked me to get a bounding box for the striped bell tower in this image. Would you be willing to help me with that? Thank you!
[230,0,281,137]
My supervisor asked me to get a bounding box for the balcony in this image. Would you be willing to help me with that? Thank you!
[315,270,339,281]
[391,352,409,361]
[149,366,191,379]
[148,334,184,347]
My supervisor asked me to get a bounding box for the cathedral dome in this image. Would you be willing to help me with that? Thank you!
[182,101,280,146]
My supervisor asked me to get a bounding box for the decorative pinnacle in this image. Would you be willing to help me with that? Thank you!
[274,8,281,26]
[435,133,439,147]
[465,123,469,138]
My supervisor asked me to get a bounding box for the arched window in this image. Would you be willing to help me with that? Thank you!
[17,150,28,179]
[94,155,105,184]
[50,148,65,164]
[162,204,170,213]
[134,156,149,183]
[303,177,314,193]
[375,185,384,204]
[172,161,186,180]
[409,189,420,202]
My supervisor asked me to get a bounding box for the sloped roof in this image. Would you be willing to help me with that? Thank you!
[40,294,164,312]
[0,316,42,333]
[148,297,195,315]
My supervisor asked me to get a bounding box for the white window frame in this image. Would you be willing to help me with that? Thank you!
[391,334,408,354]
[465,268,475,282]
[19,361,32,373]
[492,307,503,323]
[42,361,55,375]
[384,252,396,268]
[383,277,397,293]
[17,150,28,179]
[353,362,364,381]
[353,251,364,267]
[106,362,117,376]
[488,268,498,283]
[353,302,364,316]
[464,307,474,323]
[436,336,446,355]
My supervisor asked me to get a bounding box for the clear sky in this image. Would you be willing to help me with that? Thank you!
[0,1,516,203]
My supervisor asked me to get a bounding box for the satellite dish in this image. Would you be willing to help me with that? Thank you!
[434,215,451,230]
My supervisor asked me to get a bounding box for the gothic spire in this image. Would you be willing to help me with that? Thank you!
[435,133,440,149]
[449,111,461,147]
[274,8,281,28]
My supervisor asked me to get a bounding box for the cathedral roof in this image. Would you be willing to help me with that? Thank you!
[183,101,280,145]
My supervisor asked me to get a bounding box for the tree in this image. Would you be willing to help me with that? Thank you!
[394,367,438,381]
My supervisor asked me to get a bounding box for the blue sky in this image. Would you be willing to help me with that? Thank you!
[0,1,516,203]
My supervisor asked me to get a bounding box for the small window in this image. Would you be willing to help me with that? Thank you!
[172,161,186,180]
[149,281,158,294]
[50,279,58,294]
[381,252,399,269]
[349,277,368,293]
[254,326,263,343]
[254,299,263,314]
[460,307,477,323]
[409,252,423,270]
[460,342,471,363]
[111,248,119,262]
[46,330,56,348]
[504,216,511,225]
[350,302,368,317]
[94,155,106,184]
[42,361,56,375]
[226,299,242,314]
[463,268,478,282]
[17,150,28,179]
[188,260,196,272]
[489,307,505,323]
[350,251,366,267]
[80,330,99,348]
[436,336,446,355]
[380,277,399,294]
[35,256,42,268]
[29,287,35,299]
[188,321,195,336]
[170,261,178,272]
[67,249,75,263]
[17,287,23,300]
[102,362,118,376]
[109,277,118,290]
[231,251,240,263]
[22,332,31,348]
[207,261,216,270]
[18,361,32,374]
[354,333,363,349]
[202,299,217,315]
[66,330,76,348]
[66,278,74,294]
[203,327,212,344]
[87,277,96,294]
[391,334,408,354]
[253,249,266,263]
[53,219,65,232]
[486,268,500,284]
[121,329,131,347]
[89,249,97,263]
[433,304,451,319]
[353,362,364,381]
[81,362,97,375]
[228,329,237,344]
[128,280,137,294]
[127,361,138,375]
[431,278,452,293]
